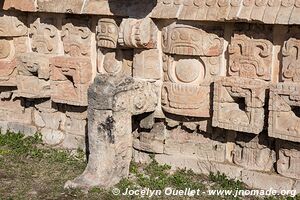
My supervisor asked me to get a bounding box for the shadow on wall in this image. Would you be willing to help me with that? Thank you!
[107,0,157,18]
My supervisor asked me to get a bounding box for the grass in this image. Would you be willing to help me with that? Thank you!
[0,131,299,200]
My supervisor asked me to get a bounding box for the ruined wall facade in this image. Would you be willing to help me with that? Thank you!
[1,0,300,191]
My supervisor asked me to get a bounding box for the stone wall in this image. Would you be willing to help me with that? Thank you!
[1,0,300,192]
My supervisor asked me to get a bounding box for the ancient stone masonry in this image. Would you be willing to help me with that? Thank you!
[1,0,300,192]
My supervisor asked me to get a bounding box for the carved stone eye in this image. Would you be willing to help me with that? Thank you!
[171,31,179,40]
[179,31,188,40]
[108,25,116,34]
[100,24,107,33]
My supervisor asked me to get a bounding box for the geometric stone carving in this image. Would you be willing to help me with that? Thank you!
[276,140,300,179]
[50,56,93,106]
[133,49,161,79]
[118,18,157,49]
[161,54,211,117]
[282,38,300,82]
[29,16,61,54]
[213,77,267,134]
[233,134,275,171]
[162,23,223,56]
[0,14,27,37]
[0,39,17,86]
[62,18,92,57]
[228,34,273,80]
[268,83,300,143]
[97,18,119,49]
[16,53,51,98]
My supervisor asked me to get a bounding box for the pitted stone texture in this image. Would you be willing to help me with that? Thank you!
[268,83,300,142]
[233,133,275,171]
[0,14,27,37]
[213,77,267,134]
[7,122,37,136]
[50,56,93,106]
[41,128,65,146]
[16,53,51,98]
[276,140,300,180]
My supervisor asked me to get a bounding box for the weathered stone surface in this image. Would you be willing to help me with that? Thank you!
[213,77,267,134]
[37,0,84,14]
[7,122,37,136]
[41,128,65,146]
[3,0,37,12]
[97,18,119,49]
[0,14,27,37]
[16,53,51,98]
[162,23,223,56]
[276,140,300,179]
[62,18,92,57]
[50,56,93,106]
[118,18,157,49]
[269,83,300,142]
[29,15,61,54]
[133,49,162,80]
[228,28,273,80]
[241,170,294,190]
[233,134,276,171]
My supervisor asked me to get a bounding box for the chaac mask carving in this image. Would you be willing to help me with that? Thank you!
[16,52,51,98]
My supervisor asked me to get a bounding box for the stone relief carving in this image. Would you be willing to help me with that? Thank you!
[97,18,119,49]
[233,134,275,171]
[16,53,51,98]
[213,77,267,134]
[29,16,61,54]
[228,34,273,80]
[50,56,93,106]
[276,140,300,179]
[162,23,223,56]
[62,18,92,57]
[0,14,27,37]
[268,83,300,143]
[118,18,157,49]
[282,37,300,82]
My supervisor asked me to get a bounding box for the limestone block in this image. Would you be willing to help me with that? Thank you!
[98,49,133,76]
[65,105,87,120]
[241,170,294,190]
[61,134,85,150]
[37,0,85,14]
[33,109,45,127]
[275,0,294,24]
[41,128,65,146]
[118,18,157,49]
[262,0,281,24]
[3,0,37,11]
[0,121,8,134]
[233,134,275,171]
[62,18,92,57]
[7,122,37,136]
[268,83,300,142]
[164,128,226,163]
[132,149,152,164]
[282,36,300,82]
[63,117,87,136]
[16,53,51,98]
[133,49,162,80]
[133,123,165,154]
[29,15,61,54]
[0,14,27,37]
[0,37,29,87]
[293,180,300,194]
[50,56,93,106]
[97,18,120,49]
[162,22,223,56]
[228,32,273,80]
[213,77,267,134]
[276,140,300,179]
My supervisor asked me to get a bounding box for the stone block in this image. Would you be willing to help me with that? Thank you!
[16,53,51,98]
[0,14,27,37]
[37,0,85,14]
[3,0,37,11]
[241,170,294,190]
[268,83,300,142]
[41,128,65,146]
[276,140,300,179]
[50,56,93,106]
[61,133,85,150]
[213,77,267,134]
[97,18,119,49]
[7,122,37,136]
